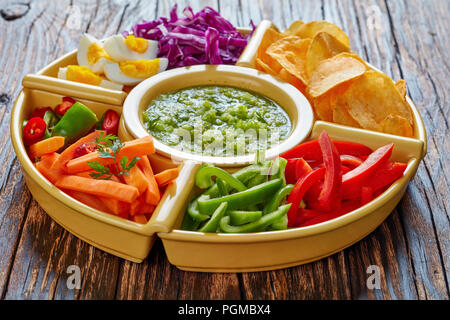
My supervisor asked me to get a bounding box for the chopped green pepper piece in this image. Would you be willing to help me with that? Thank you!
[198,202,228,233]
[51,102,98,145]
[187,195,211,222]
[269,214,288,230]
[198,178,283,214]
[196,164,247,192]
[229,210,262,225]
[219,204,291,233]
[263,184,294,215]
[43,110,60,139]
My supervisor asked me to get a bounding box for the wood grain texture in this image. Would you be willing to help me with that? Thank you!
[0,0,447,300]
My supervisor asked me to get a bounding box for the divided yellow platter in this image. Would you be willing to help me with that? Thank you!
[10,22,426,271]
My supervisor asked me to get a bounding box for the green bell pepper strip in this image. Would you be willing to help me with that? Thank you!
[51,102,98,145]
[180,211,201,231]
[269,214,288,230]
[203,164,262,198]
[187,195,211,222]
[198,178,283,214]
[246,161,272,188]
[219,203,291,233]
[269,157,287,185]
[198,202,228,233]
[195,165,247,192]
[263,184,294,215]
[216,178,228,196]
[43,110,60,139]
[229,210,262,225]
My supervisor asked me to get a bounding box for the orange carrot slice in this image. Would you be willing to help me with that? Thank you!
[129,196,144,216]
[137,156,160,205]
[133,215,148,224]
[35,152,64,183]
[123,164,148,195]
[28,136,65,159]
[52,131,103,172]
[154,167,179,187]
[55,175,139,203]
[65,136,155,174]
[65,190,110,213]
[99,197,130,216]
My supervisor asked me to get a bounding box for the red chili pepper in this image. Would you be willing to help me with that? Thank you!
[316,130,342,212]
[55,96,76,116]
[298,199,360,227]
[342,143,394,198]
[281,139,373,161]
[73,142,97,158]
[286,167,326,227]
[340,155,363,169]
[23,117,47,146]
[101,109,120,135]
[295,158,313,181]
[30,106,52,119]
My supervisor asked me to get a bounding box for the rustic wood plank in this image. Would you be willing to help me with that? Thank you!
[0,0,447,300]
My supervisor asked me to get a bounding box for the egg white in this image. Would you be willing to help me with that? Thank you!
[58,67,124,91]
[104,58,168,85]
[104,35,158,61]
[77,34,112,74]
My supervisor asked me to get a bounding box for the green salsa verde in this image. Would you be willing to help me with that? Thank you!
[143,86,291,156]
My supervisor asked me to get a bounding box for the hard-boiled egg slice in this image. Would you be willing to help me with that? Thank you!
[58,65,123,91]
[104,58,168,85]
[104,35,158,61]
[77,34,113,74]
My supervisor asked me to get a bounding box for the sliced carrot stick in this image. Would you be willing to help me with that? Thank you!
[133,215,148,224]
[139,203,155,215]
[99,197,130,216]
[55,175,139,203]
[52,130,103,172]
[137,156,160,205]
[28,136,65,159]
[122,164,148,195]
[36,152,64,183]
[64,189,110,213]
[65,136,155,174]
[154,167,179,187]
[129,196,144,216]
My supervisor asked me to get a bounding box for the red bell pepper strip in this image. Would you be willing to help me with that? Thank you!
[368,162,407,194]
[295,158,313,181]
[316,130,342,212]
[294,208,323,226]
[298,199,360,227]
[23,117,47,146]
[285,158,298,185]
[281,139,373,161]
[342,143,394,198]
[361,186,374,205]
[286,167,326,227]
[340,155,363,169]
[341,165,351,174]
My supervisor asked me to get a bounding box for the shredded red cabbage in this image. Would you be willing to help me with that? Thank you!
[124,5,255,69]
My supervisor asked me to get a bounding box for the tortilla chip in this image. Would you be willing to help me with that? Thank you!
[307,52,366,98]
[279,68,307,94]
[312,81,353,121]
[283,20,305,35]
[293,20,350,48]
[333,104,361,128]
[257,28,286,73]
[335,70,414,135]
[266,36,311,85]
[380,114,414,137]
[306,32,351,76]
[395,79,407,99]
[256,58,277,76]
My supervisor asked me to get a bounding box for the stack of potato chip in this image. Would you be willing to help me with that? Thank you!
[256,20,414,137]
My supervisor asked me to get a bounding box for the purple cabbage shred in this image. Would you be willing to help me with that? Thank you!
[125,4,255,69]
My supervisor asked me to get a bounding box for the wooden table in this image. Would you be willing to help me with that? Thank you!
[0,0,448,300]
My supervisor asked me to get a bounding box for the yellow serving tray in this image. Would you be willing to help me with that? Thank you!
[10,22,426,271]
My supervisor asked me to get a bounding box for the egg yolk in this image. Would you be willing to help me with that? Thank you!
[87,42,112,65]
[66,65,102,85]
[119,59,160,78]
[124,35,148,53]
